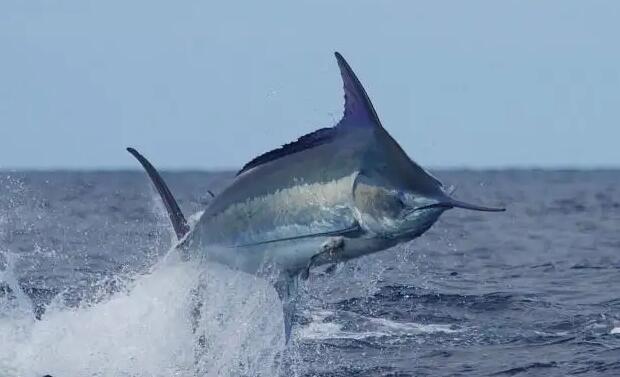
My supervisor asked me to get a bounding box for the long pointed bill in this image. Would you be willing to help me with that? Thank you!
[414,197,505,213]
[446,198,505,212]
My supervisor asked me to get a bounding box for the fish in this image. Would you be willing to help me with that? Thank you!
[127,52,505,343]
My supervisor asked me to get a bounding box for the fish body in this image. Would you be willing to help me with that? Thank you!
[127,52,504,342]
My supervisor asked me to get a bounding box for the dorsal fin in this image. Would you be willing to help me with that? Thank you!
[237,127,336,176]
[334,52,382,126]
[126,148,190,240]
[236,52,378,176]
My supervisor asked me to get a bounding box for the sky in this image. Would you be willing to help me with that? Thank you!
[1,1,619,170]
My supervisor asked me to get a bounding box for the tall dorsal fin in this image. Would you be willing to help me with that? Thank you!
[236,52,380,176]
[334,52,382,127]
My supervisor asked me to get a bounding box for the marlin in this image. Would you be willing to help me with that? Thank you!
[127,52,505,342]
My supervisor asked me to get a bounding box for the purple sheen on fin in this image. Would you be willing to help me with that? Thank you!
[334,52,382,126]
[236,53,381,176]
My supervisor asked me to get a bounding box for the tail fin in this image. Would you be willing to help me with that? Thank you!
[126,147,190,240]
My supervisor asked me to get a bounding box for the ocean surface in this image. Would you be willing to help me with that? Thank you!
[1,170,619,376]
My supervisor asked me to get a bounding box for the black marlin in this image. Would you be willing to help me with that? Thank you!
[127,52,505,342]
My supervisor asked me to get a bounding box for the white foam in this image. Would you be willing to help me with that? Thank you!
[610,327,620,335]
[0,252,284,377]
[298,309,461,341]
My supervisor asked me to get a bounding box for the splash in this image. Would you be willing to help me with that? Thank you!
[0,173,288,377]
[298,309,461,341]
[0,250,285,377]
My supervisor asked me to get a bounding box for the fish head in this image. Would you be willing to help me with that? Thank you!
[331,51,504,241]
[352,169,444,239]
[353,155,505,240]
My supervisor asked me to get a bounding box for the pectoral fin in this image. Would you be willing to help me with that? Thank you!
[300,236,346,280]
[236,223,360,248]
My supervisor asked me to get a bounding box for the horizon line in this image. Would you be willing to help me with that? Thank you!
[1,164,620,173]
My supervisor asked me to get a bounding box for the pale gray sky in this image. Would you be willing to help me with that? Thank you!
[1,1,619,169]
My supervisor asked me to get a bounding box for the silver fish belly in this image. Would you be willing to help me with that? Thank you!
[185,173,370,275]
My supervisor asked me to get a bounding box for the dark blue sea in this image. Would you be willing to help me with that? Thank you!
[1,170,619,376]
